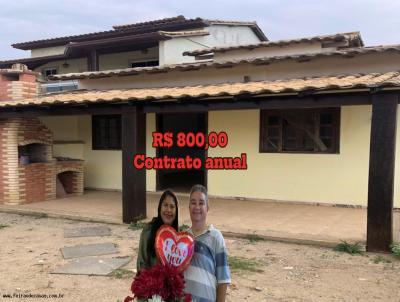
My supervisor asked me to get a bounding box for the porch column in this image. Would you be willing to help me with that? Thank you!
[122,106,146,223]
[367,93,398,252]
[87,49,99,71]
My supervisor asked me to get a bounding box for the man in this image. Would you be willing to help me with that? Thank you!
[184,184,231,302]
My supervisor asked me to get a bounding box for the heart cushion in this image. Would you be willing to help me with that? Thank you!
[155,225,194,272]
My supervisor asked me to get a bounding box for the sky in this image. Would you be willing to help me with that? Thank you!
[1,0,400,60]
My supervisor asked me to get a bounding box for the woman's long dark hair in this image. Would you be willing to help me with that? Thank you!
[147,190,179,266]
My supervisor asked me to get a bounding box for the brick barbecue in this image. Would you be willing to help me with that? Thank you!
[0,64,83,205]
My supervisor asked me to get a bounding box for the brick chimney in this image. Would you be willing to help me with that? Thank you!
[0,64,40,102]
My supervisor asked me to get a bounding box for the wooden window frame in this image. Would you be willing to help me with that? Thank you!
[259,108,340,154]
[92,115,122,150]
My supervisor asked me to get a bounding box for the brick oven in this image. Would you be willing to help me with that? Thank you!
[0,64,84,205]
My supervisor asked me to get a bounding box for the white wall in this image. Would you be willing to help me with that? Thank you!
[214,42,322,61]
[31,46,66,58]
[159,25,261,65]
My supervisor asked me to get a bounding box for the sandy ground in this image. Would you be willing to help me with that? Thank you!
[0,213,400,302]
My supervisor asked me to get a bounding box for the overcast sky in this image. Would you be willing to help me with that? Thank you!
[1,0,399,60]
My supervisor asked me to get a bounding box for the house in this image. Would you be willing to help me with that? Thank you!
[0,17,399,252]
[0,15,266,91]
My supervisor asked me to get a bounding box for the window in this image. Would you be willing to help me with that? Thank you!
[92,115,121,150]
[260,108,340,153]
[42,67,58,78]
[130,60,159,68]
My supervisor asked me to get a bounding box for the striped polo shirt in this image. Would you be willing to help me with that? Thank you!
[184,225,231,302]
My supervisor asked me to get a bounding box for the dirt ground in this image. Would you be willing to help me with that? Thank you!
[0,212,399,302]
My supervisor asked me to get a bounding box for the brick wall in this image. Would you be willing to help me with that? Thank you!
[56,162,84,196]
[0,65,84,205]
[0,118,84,205]
[0,68,40,102]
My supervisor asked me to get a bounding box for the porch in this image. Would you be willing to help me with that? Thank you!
[0,190,399,246]
[1,71,400,252]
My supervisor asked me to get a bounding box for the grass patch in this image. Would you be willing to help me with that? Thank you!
[334,240,364,255]
[128,221,147,231]
[228,256,264,273]
[0,224,9,229]
[111,268,133,279]
[373,255,391,264]
[244,234,265,243]
[179,224,190,232]
[390,242,400,257]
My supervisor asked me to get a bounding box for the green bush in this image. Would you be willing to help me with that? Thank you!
[334,240,364,255]
[244,234,265,243]
[390,242,400,257]
[228,256,264,273]
[128,221,147,231]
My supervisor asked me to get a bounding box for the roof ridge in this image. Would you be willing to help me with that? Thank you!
[183,31,364,56]
[112,15,187,29]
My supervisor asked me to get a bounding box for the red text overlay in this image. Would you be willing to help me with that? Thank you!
[133,132,247,170]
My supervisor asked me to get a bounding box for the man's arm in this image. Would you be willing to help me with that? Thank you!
[216,283,228,302]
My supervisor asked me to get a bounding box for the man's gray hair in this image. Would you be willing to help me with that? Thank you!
[189,184,208,202]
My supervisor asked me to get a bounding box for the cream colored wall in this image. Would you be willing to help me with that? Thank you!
[39,107,400,207]
[206,106,378,206]
[40,114,156,191]
[394,107,400,208]
[159,25,261,65]
[79,52,400,90]
[34,58,88,75]
[214,42,322,61]
[39,116,84,159]
[76,116,122,190]
[31,46,66,58]
[146,114,156,191]
[99,47,159,71]
[40,116,79,140]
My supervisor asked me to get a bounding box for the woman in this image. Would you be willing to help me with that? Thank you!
[136,189,179,272]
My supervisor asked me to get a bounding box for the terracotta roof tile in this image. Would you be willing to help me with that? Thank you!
[183,32,363,56]
[12,16,208,50]
[3,72,400,108]
[51,45,400,81]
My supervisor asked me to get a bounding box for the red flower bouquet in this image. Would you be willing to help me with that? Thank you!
[125,226,194,302]
[124,264,191,302]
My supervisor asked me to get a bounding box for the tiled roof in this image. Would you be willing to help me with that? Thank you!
[3,72,400,108]
[11,16,208,50]
[112,15,189,29]
[183,32,363,56]
[51,45,400,81]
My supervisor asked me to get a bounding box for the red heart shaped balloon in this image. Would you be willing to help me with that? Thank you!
[155,225,194,272]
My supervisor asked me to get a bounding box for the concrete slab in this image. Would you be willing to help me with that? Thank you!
[52,256,130,275]
[1,190,399,245]
[61,242,118,259]
[64,226,111,238]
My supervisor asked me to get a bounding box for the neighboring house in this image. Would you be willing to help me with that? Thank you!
[0,17,398,251]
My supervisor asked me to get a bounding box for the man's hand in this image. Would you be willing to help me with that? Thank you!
[216,283,228,302]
